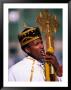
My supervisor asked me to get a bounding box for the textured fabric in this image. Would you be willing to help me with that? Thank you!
[8,56,45,81]
[18,27,41,46]
[8,56,62,81]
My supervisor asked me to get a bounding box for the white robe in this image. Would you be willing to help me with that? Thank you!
[8,56,62,81]
[8,56,45,81]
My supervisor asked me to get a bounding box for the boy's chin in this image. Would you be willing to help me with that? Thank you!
[40,56,45,60]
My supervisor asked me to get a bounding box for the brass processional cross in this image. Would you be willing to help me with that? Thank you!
[36,10,58,81]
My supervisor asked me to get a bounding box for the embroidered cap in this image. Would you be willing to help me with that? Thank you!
[18,27,41,47]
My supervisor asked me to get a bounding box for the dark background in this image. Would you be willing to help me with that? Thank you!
[0,0,69,89]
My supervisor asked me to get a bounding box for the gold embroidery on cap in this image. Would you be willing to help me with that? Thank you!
[21,36,39,46]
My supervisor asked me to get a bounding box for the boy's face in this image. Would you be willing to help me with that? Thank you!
[27,37,45,60]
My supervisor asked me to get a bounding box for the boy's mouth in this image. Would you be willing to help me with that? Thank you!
[40,50,46,56]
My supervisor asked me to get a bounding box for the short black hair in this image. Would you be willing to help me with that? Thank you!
[21,43,30,51]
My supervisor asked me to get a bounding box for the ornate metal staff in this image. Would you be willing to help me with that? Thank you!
[36,10,58,81]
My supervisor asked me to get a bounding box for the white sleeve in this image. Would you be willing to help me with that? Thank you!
[57,76,62,81]
[8,68,16,81]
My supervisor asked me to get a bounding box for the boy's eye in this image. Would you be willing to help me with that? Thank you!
[34,42,39,45]
[41,41,43,44]
[34,41,43,46]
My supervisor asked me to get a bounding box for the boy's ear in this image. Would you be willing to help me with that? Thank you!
[25,48,30,53]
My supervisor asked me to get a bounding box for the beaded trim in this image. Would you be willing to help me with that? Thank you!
[30,60,35,81]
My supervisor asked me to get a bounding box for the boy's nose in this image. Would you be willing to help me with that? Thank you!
[40,43,44,49]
